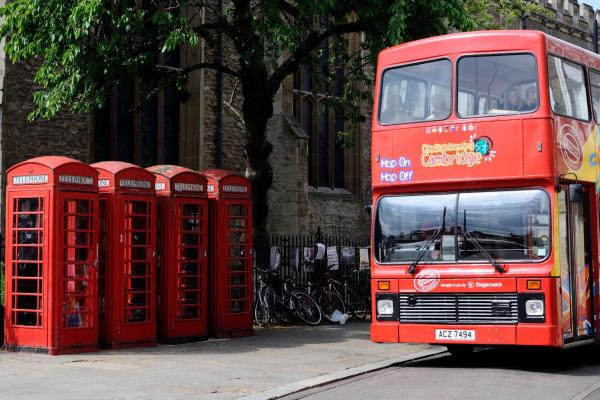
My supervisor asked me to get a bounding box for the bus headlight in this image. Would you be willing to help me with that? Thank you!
[377,299,394,316]
[525,299,544,316]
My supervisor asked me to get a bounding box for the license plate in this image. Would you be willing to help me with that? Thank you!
[435,329,476,341]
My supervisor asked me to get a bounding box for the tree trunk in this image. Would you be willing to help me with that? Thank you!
[240,63,274,237]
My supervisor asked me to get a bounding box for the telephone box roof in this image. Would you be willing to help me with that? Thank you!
[7,156,88,173]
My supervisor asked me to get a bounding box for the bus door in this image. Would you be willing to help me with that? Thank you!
[558,184,593,342]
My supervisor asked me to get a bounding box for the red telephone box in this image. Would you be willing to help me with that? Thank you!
[147,165,209,343]
[4,156,99,355]
[199,170,253,338]
[92,161,157,349]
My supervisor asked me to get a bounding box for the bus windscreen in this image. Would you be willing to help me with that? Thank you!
[375,189,551,264]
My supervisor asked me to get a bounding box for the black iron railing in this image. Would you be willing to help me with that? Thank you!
[253,231,371,304]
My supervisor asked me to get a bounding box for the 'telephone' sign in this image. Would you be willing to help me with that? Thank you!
[174,183,203,192]
[12,175,49,185]
[119,179,151,189]
[223,184,248,193]
[59,175,94,185]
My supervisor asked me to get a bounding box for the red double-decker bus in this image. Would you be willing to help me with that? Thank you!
[370,30,599,354]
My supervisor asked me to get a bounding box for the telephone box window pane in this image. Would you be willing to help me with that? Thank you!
[75,232,90,246]
[132,232,148,245]
[18,198,39,212]
[15,263,40,277]
[230,287,246,300]
[16,295,38,309]
[129,278,147,291]
[132,216,148,230]
[230,218,246,230]
[127,309,147,323]
[230,274,245,286]
[130,262,147,275]
[230,246,244,258]
[128,293,147,306]
[180,292,198,304]
[180,277,199,289]
[179,306,198,320]
[75,248,89,261]
[182,233,199,245]
[182,247,198,260]
[182,204,200,217]
[229,232,246,244]
[15,312,39,326]
[131,202,148,215]
[182,262,198,274]
[230,259,245,271]
[131,247,147,260]
[16,279,39,294]
[229,205,245,217]
[229,300,246,314]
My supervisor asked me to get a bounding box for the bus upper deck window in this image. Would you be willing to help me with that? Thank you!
[379,59,451,125]
[548,55,590,121]
[457,54,538,118]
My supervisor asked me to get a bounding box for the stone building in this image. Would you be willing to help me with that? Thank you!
[0,0,596,236]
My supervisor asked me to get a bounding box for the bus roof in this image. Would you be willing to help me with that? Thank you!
[378,30,600,70]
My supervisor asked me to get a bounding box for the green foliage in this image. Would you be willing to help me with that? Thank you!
[0,0,547,124]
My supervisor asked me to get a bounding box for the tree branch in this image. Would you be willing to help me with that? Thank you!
[156,62,240,78]
[267,20,366,95]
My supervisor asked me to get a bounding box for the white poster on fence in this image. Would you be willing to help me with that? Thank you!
[290,248,299,272]
[327,247,339,270]
[359,247,370,270]
[270,246,281,271]
[303,247,315,273]
[341,247,355,265]
[315,243,326,260]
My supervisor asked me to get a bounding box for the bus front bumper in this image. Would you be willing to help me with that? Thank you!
[371,322,561,347]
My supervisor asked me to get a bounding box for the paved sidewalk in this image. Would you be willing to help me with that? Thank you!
[0,321,435,400]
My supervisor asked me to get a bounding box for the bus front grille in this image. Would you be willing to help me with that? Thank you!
[398,293,519,324]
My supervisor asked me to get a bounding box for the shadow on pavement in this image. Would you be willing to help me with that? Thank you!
[407,344,600,377]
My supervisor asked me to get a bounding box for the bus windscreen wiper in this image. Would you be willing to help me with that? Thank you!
[408,206,446,274]
[462,210,505,274]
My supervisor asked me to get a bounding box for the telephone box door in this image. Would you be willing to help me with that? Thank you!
[118,195,156,342]
[55,192,98,348]
[5,192,49,347]
[222,199,252,328]
[172,198,208,335]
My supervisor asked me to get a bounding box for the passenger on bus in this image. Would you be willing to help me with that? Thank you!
[503,88,521,111]
[520,86,538,112]
[380,82,411,124]
[426,93,449,120]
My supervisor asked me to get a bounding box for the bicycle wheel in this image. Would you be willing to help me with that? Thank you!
[266,287,293,324]
[254,295,270,326]
[291,291,322,326]
[318,289,345,322]
[346,288,368,320]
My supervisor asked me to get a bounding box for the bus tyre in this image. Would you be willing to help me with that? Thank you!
[446,345,475,358]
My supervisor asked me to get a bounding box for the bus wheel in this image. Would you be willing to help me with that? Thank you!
[446,345,474,357]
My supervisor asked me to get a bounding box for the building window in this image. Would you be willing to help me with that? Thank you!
[292,41,354,191]
[93,54,180,167]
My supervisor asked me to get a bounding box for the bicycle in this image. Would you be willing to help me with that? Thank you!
[254,267,322,326]
[326,272,369,320]
[253,268,272,327]
[305,277,345,323]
